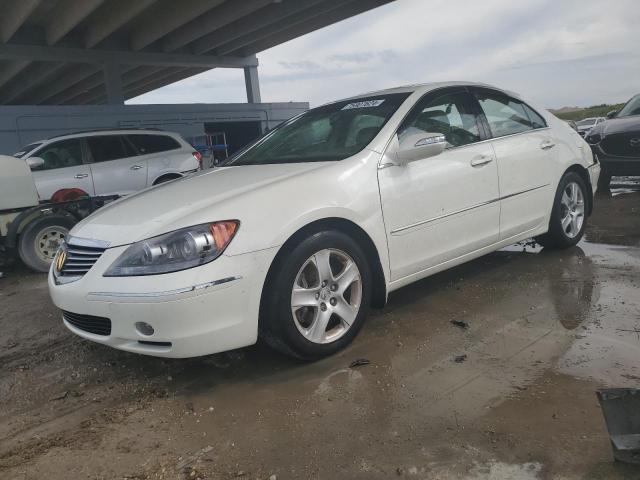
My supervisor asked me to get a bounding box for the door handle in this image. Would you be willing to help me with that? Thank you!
[470,155,494,167]
[540,140,556,150]
[130,165,143,170]
[74,173,88,179]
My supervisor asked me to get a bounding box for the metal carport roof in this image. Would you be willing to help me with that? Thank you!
[0,0,393,105]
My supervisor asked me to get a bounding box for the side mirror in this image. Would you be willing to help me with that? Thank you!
[397,132,447,164]
[607,110,618,119]
[26,156,45,170]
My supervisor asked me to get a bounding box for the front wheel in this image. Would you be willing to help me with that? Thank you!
[536,172,588,249]
[260,230,371,360]
[18,215,75,272]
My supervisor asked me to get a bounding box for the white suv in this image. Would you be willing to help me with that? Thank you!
[14,129,201,200]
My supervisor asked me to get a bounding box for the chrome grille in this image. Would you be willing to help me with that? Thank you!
[601,133,640,158]
[60,243,106,277]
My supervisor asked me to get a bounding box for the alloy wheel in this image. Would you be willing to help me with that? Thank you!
[291,248,362,344]
[560,181,585,239]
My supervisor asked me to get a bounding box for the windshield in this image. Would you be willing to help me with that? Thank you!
[618,95,640,118]
[13,142,43,158]
[226,93,411,166]
[576,119,596,127]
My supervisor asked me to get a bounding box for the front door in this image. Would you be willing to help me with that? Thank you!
[30,138,94,201]
[378,89,501,282]
[87,135,148,196]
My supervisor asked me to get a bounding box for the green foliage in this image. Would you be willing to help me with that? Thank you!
[553,103,626,121]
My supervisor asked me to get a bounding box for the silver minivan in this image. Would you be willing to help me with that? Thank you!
[14,129,201,200]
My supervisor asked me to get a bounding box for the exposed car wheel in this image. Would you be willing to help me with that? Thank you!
[260,230,372,360]
[18,215,75,272]
[536,172,588,249]
[597,170,611,190]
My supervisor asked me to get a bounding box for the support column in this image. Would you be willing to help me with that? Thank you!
[104,62,124,105]
[244,65,261,103]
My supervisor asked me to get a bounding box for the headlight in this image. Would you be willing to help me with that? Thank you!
[104,221,239,276]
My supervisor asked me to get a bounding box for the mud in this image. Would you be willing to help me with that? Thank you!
[1,180,640,479]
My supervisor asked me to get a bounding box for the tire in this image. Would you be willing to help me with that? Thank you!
[536,172,588,249]
[597,169,611,191]
[260,230,372,360]
[18,215,75,272]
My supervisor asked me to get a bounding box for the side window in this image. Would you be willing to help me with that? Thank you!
[87,135,131,163]
[398,91,481,148]
[128,134,181,155]
[32,139,83,171]
[522,104,547,129]
[476,93,533,137]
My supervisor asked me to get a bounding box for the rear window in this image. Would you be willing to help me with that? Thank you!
[127,134,181,154]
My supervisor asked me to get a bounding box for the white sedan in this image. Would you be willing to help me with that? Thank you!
[48,82,600,360]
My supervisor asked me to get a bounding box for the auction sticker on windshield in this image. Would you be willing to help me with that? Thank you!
[342,99,385,109]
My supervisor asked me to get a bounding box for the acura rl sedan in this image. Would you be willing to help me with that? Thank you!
[48,82,600,360]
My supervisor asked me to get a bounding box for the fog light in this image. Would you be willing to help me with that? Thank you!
[135,321,154,336]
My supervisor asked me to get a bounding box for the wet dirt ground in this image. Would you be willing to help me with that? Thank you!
[1,180,640,480]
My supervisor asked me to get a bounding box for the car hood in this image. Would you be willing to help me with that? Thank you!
[71,162,330,247]
[591,116,640,137]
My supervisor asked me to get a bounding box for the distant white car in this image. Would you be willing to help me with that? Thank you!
[49,82,600,360]
[575,117,605,137]
[14,129,201,200]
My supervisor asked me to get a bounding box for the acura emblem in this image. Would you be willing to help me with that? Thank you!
[630,138,640,148]
[55,247,67,273]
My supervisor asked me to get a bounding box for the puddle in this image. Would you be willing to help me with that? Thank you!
[465,461,543,480]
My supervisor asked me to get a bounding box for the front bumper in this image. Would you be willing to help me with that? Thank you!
[48,245,279,358]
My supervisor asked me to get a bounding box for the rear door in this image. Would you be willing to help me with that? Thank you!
[87,135,148,196]
[472,88,554,240]
[126,134,189,182]
[30,138,94,200]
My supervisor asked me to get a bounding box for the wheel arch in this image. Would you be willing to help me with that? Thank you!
[563,164,593,216]
[5,206,79,249]
[259,217,388,326]
[152,172,183,185]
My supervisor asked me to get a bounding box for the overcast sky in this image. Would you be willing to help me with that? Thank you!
[129,0,640,109]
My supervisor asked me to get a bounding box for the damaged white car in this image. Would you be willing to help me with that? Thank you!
[48,82,600,360]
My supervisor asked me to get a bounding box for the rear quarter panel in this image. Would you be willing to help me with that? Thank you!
[147,151,198,184]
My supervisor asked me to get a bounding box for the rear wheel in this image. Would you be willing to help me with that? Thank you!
[537,172,588,249]
[18,215,75,272]
[260,230,371,360]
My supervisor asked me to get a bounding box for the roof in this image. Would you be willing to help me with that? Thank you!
[334,81,517,103]
[364,81,509,96]
[45,128,175,141]
[0,0,394,105]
